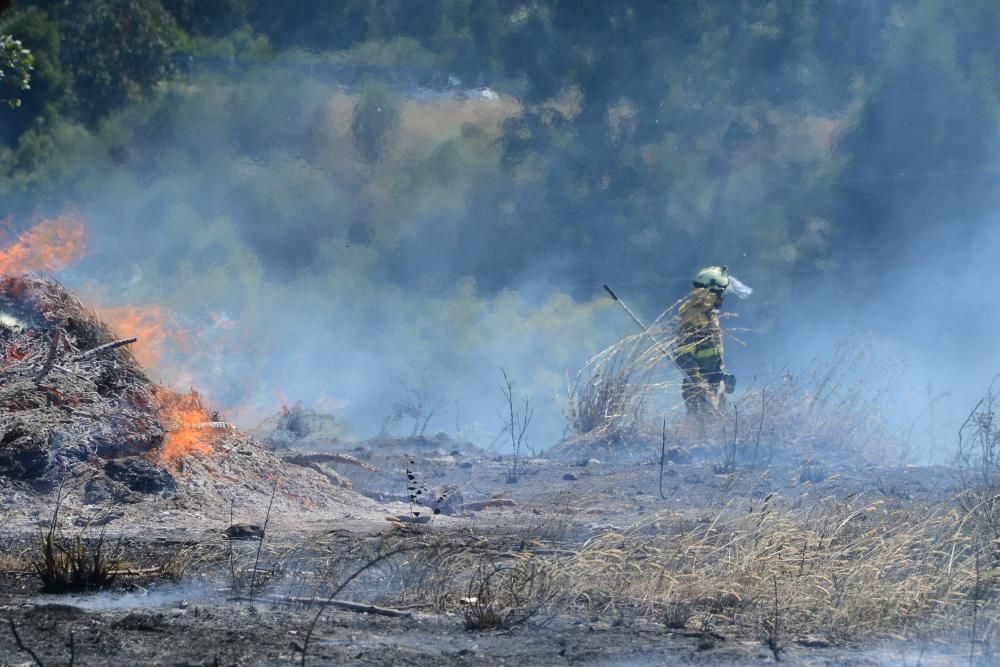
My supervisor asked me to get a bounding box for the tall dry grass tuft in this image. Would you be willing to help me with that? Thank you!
[562,299,687,453]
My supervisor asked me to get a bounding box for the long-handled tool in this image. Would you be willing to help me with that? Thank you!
[603,284,674,359]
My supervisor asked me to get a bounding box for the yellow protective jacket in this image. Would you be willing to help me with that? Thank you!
[674,287,724,372]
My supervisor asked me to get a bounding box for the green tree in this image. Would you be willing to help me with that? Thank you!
[161,0,251,36]
[0,33,33,108]
[0,8,70,143]
[59,0,180,124]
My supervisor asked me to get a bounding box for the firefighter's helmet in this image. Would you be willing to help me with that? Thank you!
[693,266,730,293]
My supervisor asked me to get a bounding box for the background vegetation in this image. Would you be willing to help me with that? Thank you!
[1,1,997,456]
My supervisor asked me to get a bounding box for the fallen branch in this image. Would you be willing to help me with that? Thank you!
[189,422,234,430]
[71,337,137,363]
[283,452,381,472]
[107,566,163,577]
[461,499,517,512]
[239,595,413,618]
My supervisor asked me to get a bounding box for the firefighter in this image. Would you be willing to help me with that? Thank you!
[674,266,749,416]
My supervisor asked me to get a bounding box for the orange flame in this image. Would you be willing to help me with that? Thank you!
[158,390,219,462]
[0,213,86,274]
[99,305,172,370]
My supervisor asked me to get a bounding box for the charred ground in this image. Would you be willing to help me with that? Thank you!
[0,277,995,666]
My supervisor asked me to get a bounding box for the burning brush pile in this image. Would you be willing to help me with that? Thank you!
[0,273,368,522]
[0,275,224,494]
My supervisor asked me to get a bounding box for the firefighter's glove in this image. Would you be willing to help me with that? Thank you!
[723,373,736,394]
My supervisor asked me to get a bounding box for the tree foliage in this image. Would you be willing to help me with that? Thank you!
[0,32,32,108]
[1,0,999,304]
[58,0,180,123]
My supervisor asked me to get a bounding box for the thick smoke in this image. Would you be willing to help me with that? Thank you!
[2,3,998,461]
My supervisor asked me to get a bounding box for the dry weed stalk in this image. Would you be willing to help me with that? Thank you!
[501,368,533,483]
[956,377,1000,546]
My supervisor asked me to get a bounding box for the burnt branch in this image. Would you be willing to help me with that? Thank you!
[71,337,137,363]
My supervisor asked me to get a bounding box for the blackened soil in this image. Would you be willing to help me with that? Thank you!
[0,452,971,666]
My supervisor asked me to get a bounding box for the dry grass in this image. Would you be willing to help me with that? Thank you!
[556,497,992,643]
[462,558,556,630]
[284,491,996,660]
[956,377,1000,546]
[562,327,904,469]
[717,342,905,468]
[562,300,687,453]
[0,551,31,573]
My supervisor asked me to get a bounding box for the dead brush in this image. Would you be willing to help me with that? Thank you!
[563,302,686,452]
[463,558,556,630]
[658,598,697,629]
[742,342,902,467]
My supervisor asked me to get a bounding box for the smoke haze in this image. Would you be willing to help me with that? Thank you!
[2,2,1000,460]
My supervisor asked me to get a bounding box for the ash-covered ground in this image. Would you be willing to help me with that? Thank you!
[0,277,992,666]
[0,449,971,666]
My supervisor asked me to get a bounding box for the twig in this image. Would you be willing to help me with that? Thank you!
[659,417,668,501]
[971,542,982,667]
[8,619,45,667]
[751,389,766,469]
[236,595,414,617]
[227,497,238,593]
[283,452,380,472]
[957,397,986,468]
[106,566,163,576]
[71,337,137,363]
[768,575,783,661]
[51,364,86,378]
[729,403,739,471]
[501,369,532,483]
[247,475,279,608]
